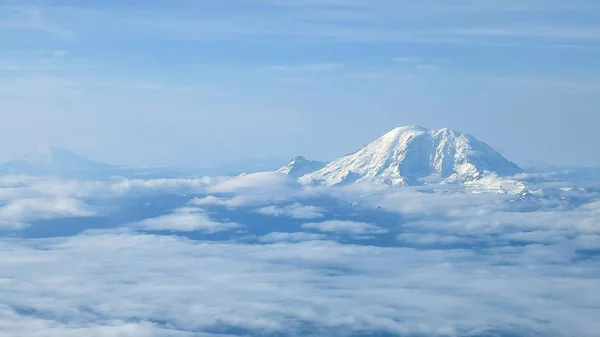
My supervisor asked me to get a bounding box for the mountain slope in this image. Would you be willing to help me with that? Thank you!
[298,126,522,186]
[277,156,327,178]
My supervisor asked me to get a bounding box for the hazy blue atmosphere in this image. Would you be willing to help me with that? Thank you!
[1,0,600,167]
[1,2,600,337]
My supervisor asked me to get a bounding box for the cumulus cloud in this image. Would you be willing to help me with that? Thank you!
[129,207,239,232]
[256,203,325,219]
[302,220,388,235]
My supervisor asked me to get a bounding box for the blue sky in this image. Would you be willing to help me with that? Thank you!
[1,0,600,167]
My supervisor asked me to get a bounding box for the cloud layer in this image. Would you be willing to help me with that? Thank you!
[1,232,599,336]
[0,170,599,336]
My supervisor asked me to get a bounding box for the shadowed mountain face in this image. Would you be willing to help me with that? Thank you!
[297,126,523,186]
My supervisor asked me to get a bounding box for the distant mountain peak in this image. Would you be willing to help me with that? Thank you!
[277,156,327,178]
[298,126,523,186]
[0,146,111,176]
[19,145,82,166]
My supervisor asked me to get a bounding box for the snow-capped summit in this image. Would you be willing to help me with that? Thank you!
[0,146,111,176]
[298,126,523,186]
[277,156,327,178]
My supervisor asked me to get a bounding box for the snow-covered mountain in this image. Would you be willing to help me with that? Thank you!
[298,126,523,186]
[0,146,112,176]
[277,156,327,178]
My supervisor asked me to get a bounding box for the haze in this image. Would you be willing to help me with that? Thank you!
[1,0,599,167]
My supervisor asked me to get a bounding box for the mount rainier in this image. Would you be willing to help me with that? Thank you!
[279,126,523,187]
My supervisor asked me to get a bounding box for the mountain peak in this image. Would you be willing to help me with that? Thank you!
[298,126,522,186]
[277,156,327,178]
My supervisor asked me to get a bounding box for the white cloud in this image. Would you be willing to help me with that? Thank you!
[302,220,388,235]
[258,232,326,243]
[275,76,308,83]
[1,232,600,336]
[0,197,95,229]
[0,170,599,336]
[256,203,325,219]
[189,195,229,207]
[109,177,219,196]
[129,207,239,232]
[207,172,297,193]
[397,232,467,245]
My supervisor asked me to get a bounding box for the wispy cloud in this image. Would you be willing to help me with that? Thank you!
[258,231,326,243]
[52,50,68,57]
[0,6,74,39]
[344,72,386,79]
[415,64,442,71]
[392,57,421,63]
[491,76,600,92]
[454,26,600,39]
[275,76,309,83]
[270,63,342,72]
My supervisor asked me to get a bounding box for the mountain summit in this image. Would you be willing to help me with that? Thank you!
[298,126,523,186]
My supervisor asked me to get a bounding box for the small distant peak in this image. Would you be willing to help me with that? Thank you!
[291,155,307,162]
